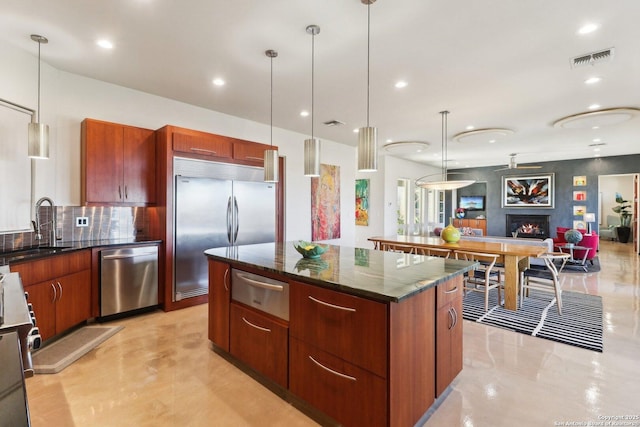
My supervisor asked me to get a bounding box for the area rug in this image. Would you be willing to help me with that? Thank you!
[32,325,124,374]
[462,289,603,352]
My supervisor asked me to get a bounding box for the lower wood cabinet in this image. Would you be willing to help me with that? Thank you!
[289,337,387,427]
[11,250,91,342]
[208,260,230,351]
[436,275,464,397]
[452,218,487,235]
[230,302,288,388]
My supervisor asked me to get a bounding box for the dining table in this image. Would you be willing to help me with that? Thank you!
[368,235,548,311]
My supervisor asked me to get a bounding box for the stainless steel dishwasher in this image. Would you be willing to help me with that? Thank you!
[100,245,158,318]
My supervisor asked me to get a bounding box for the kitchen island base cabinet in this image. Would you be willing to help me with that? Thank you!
[436,275,464,397]
[229,303,288,389]
[290,337,387,427]
[208,260,230,351]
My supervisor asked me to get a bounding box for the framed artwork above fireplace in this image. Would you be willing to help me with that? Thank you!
[502,173,554,208]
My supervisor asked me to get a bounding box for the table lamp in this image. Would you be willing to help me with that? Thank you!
[584,213,596,234]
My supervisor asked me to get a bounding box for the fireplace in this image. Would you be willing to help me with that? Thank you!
[506,214,550,239]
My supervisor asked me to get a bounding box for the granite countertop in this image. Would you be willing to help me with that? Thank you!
[204,242,476,303]
[0,238,162,266]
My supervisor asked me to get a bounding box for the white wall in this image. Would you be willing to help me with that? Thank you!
[2,40,430,247]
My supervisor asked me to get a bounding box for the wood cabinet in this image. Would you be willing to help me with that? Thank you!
[81,118,156,205]
[11,250,91,342]
[230,302,288,388]
[172,130,233,159]
[208,260,230,351]
[453,218,487,236]
[232,140,273,163]
[435,275,463,397]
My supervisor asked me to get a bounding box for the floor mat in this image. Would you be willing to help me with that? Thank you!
[32,325,124,374]
[462,289,603,352]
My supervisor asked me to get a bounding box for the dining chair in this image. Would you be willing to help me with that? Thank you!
[381,243,416,254]
[454,250,503,311]
[415,247,451,258]
[520,252,570,315]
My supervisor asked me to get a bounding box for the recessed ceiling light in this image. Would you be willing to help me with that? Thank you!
[592,126,600,130]
[466,125,474,130]
[592,138,601,142]
[488,139,496,144]
[593,147,601,152]
[585,76,601,85]
[588,104,601,110]
[96,39,113,49]
[300,110,309,117]
[386,139,392,143]
[353,128,359,133]
[212,78,225,86]
[394,81,408,89]
[578,23,599,35]
[594,153,601,157]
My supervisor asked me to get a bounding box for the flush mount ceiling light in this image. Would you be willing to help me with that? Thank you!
[28,34,49,159]
[552,107,640,129]
[357,0,378,172]
[453,128,515,144]
[304,24,321,177]
[383,141,430,155]
[263,49,279,183]
[416,111,476,191]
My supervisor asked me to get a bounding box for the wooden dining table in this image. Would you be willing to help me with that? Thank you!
[368,235,548,311]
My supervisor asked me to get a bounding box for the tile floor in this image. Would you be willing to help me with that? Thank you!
[25,240,640,426]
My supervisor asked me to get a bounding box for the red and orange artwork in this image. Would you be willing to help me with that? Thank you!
[311,164,341,240]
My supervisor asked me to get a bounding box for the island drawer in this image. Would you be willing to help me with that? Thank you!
[230,302,288,388]
[289,280,388,378]
[436,275,463,309]
[290,337,387,427]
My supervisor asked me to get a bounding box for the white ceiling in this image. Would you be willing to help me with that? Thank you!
[2,0,639,169]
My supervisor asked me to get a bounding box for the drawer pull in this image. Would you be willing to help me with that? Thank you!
[308,296,356,312]
[242,317,271,333]
[308,356,356,382]
[444,286,459,294]
[190,147,217,155]
[236,273,284,292]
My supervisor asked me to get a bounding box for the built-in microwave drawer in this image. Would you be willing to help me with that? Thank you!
[231,269,289,321]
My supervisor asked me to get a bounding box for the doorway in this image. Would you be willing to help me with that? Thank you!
[598,173,639,254]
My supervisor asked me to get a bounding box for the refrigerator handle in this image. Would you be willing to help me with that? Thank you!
[226,196,233,244]
[233,196,239,242]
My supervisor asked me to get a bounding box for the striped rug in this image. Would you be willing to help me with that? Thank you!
[462,289,603,352]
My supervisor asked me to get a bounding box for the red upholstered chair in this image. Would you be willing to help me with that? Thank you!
[552,227,599,265]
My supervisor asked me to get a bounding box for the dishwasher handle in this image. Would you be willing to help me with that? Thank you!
[102,251,157,260]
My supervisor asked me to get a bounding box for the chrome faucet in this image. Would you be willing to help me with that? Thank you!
[33,197,57,243]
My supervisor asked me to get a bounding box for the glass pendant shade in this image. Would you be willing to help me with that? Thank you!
[28,122,49,159]
[358,126,377,172]
[304,138,320,177]
[264,149,279,183]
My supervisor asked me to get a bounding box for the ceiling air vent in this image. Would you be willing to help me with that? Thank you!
[323,120,345,127]
[571,47,615,68]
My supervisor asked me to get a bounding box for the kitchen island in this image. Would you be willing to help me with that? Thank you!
[204,242,476,427]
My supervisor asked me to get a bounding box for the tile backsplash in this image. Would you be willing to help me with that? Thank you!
[0,206,153,252]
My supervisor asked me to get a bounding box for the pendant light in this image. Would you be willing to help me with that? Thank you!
[264,49,279,183]
[304,24,321,177]
[28,34,49,159]
[357,0,378,172]
[416,111,476,190]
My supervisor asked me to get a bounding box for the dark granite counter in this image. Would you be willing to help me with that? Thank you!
[0,238,162,266]
[204,241,476,303]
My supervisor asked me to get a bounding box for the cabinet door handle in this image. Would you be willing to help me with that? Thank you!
[190,147,217,155]
[444,286,458,294]
[308,356,356,382]
[118,185,122,200]
[448,307,454,329]
[308,295,356,312]
[57,282,63,301]
[223,268,229,292]
[242,317,271,333]
[124,185,128,199]
[50,283,57,303]
[245,156,263,161]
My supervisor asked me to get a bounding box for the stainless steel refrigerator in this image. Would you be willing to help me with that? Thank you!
[173,157,276,301]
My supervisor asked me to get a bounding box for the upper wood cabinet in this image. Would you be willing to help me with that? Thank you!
[232,140,273,163]
[172,130,233,159]
[81,118,156,205]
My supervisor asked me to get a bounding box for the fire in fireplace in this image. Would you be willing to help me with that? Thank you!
[506,214,550,239]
